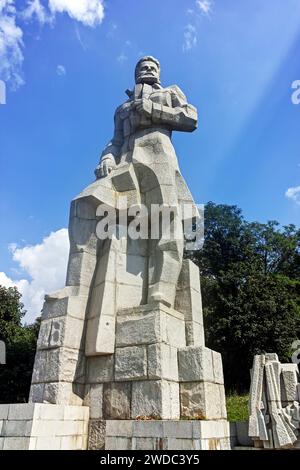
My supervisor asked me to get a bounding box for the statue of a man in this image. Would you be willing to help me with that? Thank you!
[30,59,226,424]
[95,56,197,299]
[95,56,197,179]
[66,56,198,355]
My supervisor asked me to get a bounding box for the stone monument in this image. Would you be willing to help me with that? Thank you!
[0,57,232,450]
[249,353,300,449]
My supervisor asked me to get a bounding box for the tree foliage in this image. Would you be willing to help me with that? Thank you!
[189,202,300,392]
[0,286,40,403]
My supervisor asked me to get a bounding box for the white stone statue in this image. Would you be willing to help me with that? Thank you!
[65,56,199,356]
[0,57,231,451]
[27,58,229,452]
[249,353,300,449]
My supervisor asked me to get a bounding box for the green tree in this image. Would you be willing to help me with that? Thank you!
[0,286,40,403]
[189,202,300,392]
[0,286,24,339]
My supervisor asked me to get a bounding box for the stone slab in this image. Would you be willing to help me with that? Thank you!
[131,380,180,420]
[0,404,89,451]
[116,307,185,349]
[115,346,147,381]
[103,419,232,450]
[178,346,214,383]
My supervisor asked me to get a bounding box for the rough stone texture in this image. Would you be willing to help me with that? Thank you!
[37,315,85,351]
[31,346,85,398]
[147,343,178,381]
[42,382,84,406]
[116,305,185,348]
[131,380,180,419]
[248,355,266,440]
[178,346,214,383]
[88,419,106,450]
[184,321,204,349]
[42,289,89,321]
[180,381,226,420]
[103,383,131,419]
[83,384,103,419]
[281,364,299,404]
[248,354,300,449]
[180,382,206,419]
[115,346,148,381]
[116,311,162,347]
[86,355,114,384]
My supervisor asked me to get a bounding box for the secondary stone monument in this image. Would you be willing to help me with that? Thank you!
[0,57,232,450]
[249,353,300,449]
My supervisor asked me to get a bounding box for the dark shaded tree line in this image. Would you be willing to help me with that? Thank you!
[0,286,40,403]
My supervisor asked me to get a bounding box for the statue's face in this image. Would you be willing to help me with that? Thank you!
[136,60,160,85]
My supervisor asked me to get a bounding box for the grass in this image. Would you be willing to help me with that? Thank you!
[226,393,249,422]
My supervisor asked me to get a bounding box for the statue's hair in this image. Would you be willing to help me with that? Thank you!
[135,56,160,82]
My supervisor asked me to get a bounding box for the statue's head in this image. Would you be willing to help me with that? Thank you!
[135,56,160,85]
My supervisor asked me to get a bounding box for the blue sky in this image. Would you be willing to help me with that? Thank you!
[0,0,300,322]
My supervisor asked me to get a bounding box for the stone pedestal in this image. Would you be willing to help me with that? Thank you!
[85,303,226,421]
[84,302,229,450]
[0,404,89,450]
[0,264,230,450]
[91,419,233,450]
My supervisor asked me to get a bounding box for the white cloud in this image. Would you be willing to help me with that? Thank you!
[117,52,127,64]
[0,228,69,324]
[22,0,51,24]
[49,0,104,27]
[0,0,105,89]
[56,64,66,75]
[285,186,300,205]
[22,0,105,26]
[183,23,197,52]
[183,1,213,53]
[0,0,24,89]
[196,0,213,16]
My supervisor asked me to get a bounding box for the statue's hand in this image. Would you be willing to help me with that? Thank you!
[133,98,152,118]
[95,155,116,179]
